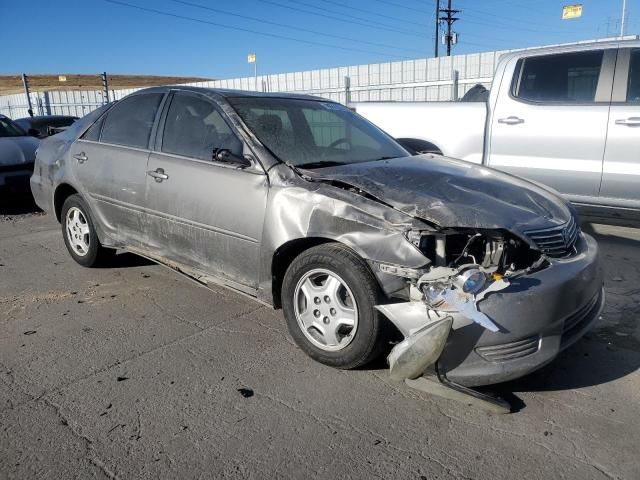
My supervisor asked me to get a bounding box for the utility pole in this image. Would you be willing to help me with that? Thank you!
[434,1,440,58]
[621,0,627,37]
[22,74,34,118]
[101,72,109,104]
[440,0,460,57]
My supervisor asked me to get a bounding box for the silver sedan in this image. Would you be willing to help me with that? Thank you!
[30,87,603,393]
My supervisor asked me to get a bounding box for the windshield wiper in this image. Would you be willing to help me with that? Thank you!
[296,160,344,169]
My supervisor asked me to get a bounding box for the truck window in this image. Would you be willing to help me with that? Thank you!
[627,49,640,102]
[513,51,604,103]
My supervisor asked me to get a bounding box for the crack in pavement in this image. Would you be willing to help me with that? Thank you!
[0,304,266,414]
[41,397,121,480]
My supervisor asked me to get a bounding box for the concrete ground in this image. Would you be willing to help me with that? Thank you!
[1,196,639,480]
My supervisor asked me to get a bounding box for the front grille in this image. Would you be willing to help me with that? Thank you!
[476,335,540,362]
[524,216,579,258]
[0,162,34,174]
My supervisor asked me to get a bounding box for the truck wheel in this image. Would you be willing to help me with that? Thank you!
[61,194,114,267]
[281,243,386,369]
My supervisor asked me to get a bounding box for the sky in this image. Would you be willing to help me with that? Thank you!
[1,0,637,79]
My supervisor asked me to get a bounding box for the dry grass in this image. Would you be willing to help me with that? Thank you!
[0,74,212,95]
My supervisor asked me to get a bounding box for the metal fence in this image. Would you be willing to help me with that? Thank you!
[0,49,504,118]
[1,37,631,118]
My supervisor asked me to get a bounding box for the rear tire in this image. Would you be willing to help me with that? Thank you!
[61,194,114,267]
[281,243,386,369]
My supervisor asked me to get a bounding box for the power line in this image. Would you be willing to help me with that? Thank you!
[314,0,430,28]
[370,0,432,15]
[104,0,414,59]
[461,15,578,36]
[170,0,426,54]
[459,5,579,34]
[278,0,423,36]
[258,0,426,38]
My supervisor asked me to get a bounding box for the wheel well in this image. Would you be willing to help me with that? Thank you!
[53,184,78,222]
[396,138,442,156]
[271,237,334,309]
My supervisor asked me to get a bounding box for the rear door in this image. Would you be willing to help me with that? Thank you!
[71,92,165,248]
[600,47,640,206]
[144,91,268,290]
[487,49,615,200]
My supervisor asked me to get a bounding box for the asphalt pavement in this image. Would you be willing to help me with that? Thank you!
[1,196,639,479]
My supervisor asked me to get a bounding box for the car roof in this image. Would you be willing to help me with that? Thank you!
[15,115,78,122]
[125,85,331,102]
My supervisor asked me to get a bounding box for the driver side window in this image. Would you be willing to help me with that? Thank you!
[161,93,242,161]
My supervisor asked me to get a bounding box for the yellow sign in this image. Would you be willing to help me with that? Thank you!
[58,75,67,82]
[562,4,582,19]
[247,53,256,64]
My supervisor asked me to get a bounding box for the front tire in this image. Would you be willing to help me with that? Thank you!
[61,194,113,267]
[281,243,386,369]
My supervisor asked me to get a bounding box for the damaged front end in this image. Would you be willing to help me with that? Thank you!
[374,227,548,387]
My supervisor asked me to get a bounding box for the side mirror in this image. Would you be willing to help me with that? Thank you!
[214,149,252,168]
[28,128,40,137]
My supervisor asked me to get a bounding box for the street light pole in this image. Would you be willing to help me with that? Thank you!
[434,1,440,58]
[621,0,627,37]
[247,52,258,91]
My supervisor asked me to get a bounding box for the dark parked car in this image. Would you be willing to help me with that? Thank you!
[0,114,39,193]
[31,87,603,390]
[15,115,78,138]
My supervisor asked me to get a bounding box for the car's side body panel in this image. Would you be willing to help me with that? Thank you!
[145,150,269,290]
[71,140,151,249]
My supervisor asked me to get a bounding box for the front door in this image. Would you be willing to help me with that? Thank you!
[72,92,165,248]
[144,91,268,290]
[487,49,615,201]
[601,47,640,207]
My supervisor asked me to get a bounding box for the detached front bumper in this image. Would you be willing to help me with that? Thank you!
[380,232,603,387]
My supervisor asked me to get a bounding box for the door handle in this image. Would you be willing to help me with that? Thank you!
[73,152,88,163]
[615,117,640,126]
[147,168,169,182]
[498,116,525,125]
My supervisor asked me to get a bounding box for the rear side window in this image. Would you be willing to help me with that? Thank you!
[100,93,163,148]
[161,93,242,161]
[513,51,604,103]
[627,49,640,102]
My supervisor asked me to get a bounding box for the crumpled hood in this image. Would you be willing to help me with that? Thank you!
[302,154,572,233]
[0,136,39,167]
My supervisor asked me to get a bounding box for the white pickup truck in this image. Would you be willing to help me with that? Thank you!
[354,39,640,221]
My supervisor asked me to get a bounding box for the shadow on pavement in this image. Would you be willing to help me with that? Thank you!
[0,192,41,216]
[101,251,156,269]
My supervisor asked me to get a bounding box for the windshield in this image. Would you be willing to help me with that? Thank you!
[0,116,27,138]
[228,97,408,168]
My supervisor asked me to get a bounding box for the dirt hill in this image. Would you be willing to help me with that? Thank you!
[0,74,212,95]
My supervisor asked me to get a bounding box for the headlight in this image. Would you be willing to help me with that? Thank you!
[453,268,487,294]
